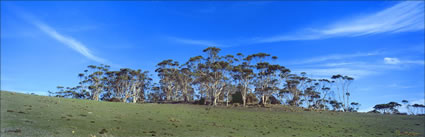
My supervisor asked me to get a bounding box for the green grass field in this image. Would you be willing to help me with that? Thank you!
[1,91,424,137]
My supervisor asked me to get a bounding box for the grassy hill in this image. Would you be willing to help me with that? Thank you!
[1,91,424,137]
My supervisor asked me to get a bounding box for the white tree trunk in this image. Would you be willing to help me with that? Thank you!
[132,96,137,103]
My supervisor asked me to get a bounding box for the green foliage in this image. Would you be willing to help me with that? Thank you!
[373,101,402,114]
[53,47,362,111]
[231,91,243,104]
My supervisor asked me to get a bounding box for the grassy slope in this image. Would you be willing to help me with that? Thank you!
[1,91,424,137]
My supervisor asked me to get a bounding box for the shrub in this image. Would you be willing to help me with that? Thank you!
[231,91,243,104]
[107,98,121,102]
[246,93,259,104]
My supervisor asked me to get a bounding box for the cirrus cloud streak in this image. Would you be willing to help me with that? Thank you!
[258,1,424,42]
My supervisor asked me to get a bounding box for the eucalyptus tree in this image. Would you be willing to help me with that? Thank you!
[129,69,151,103]
[81,69,90,98]
[222,54,237,106]
[316,79,333,110]
[51,47,366,110]
[299,76,316,107]
[198,47,220,105]
[282,74,304,106]
[86,64,108,101]
[231,53,255,107]
[289,72,312,107]
[410,104,425,115]
[54,85,82,98]
[156,59,179,101]
[202,47,231,106]
[300,78,332,109]
[55,86,65,97]
[349,102,360,112]
[115,68,131,102]
[263,65,289,105]
[176,67,193,102]
[252,53,270,104]
[192,64,211,104]
[56,86,64,92]
[67,86,82,98]
[223,83,237,106]
[78,73,86,98]
[303,85,321,108]
[251,53,284,105]
[147,83,163,103]
[211,61,231,106]
[331,74,354,111]
[388,101,402,113]
[99,65,110,99]
[373,104,390,114]
[105,70,124,102]
[373,102,402,114]
[129,70,139,103]
[103,71,119,100]
[329,100,342,111]
[188,56,211,104]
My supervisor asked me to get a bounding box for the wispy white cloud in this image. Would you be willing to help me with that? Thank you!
[321,61,402,70]
[290,50,382,65]
[383,57,401,64]
[292,59,414,79]
[321,62,358,67]
[384,57,424,65]
[289,51,408,79]
[289,47,424,79]
[167,36,227,47]
[33,21,107,64]
[405,60,425,65]
[293,68,375,79]
[258,1,424,42]
[12,7,109,64]
[388,83,415,89]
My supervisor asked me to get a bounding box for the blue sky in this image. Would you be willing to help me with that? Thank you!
[1,1,424,112]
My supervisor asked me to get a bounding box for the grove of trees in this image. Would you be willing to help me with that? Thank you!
[53,47,362,112]
[369,100,425,115]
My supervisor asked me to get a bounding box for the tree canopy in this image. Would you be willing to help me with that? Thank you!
[54,47,364,112]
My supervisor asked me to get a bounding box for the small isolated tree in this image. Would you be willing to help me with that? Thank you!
[388,102,402,114]
[401,100,409,105]
[373,104,388,114]
[329,100,343,111]
[349,102,360,112]
[373,102,401,114]
[411,104,425,115]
